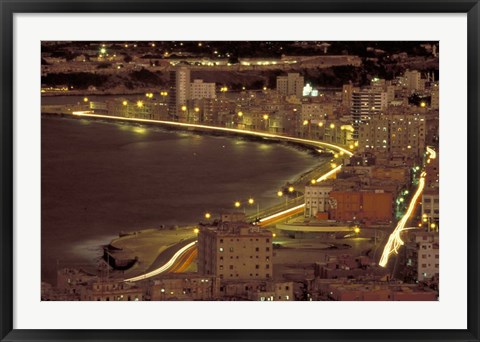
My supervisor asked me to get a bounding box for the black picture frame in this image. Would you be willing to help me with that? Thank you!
[1,1,479,341]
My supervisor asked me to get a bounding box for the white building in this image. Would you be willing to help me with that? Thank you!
[422,189,439,227]
[351,90,388,138]
[276,73,304,99]
[190,79,216,100]
[168,66,190,121]
[304,185,333,218]
[403,70,425,94]
[415,232,439,282]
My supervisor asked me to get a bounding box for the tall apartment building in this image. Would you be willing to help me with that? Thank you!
[358,112,426,158]
[304,185,333,218]
[190,79,216,100]
[341,82,359,108]
[351,90,388,138]
[276,73,304,98]
[422,189,439,227]
[403,70,425,94]
[197,220,273,281]
[430,82,439,109]
[405,231,439,282]
[168,66,190,121]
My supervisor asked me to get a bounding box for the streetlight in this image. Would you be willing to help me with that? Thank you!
[277,191,287,208]
[205,212,211,220]
[263,114,269,131]
[354,226,360,235]
[238,111,243,117]
[83,97,89,102]
[122,100,128,106]
[136,101,144,108]
[193,228,200,234]
[248,198,259,217]
[288,186,294,193]
[234,201,241,208]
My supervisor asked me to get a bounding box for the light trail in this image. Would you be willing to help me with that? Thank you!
[258,165,342,225]
[124,241,197,282]
[316,165,342,182]
[258,204,305,223]
[71,112,353,156]
[426,146,437,159]
[379,172,426,267]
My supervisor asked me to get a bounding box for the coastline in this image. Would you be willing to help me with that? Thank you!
[42,113,333,281]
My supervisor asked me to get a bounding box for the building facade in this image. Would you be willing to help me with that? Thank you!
[197,220,273,281]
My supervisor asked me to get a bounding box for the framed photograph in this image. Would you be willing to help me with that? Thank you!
[1,1,479,341]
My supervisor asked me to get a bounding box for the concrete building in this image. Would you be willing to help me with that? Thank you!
[168,66,190,121]
[358,111,426,158]
[405,231,439,283]
[190,79,216,100]
[83,280,144,301]
[328,190,393,223]
[403,70,424,94]
[276,73,304,98]
[341,82,359,108]
[304,185,333,219]
[197,219,273,281]
[301,102,334,123]
[315,280,437,301]
[422,188,439,228]
[150,275,218,301]
[351,90,388,138]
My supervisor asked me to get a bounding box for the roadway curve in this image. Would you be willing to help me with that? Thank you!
[70,112,354,156]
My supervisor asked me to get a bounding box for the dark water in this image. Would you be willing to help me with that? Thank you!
[41,117,323,284]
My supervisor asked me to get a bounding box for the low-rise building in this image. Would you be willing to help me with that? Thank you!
[197,219,273,281]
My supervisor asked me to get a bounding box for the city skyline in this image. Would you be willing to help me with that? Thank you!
[41,40,439,301]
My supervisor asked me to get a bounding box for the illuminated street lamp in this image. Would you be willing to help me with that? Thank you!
[263,114,269,131]
[193,228,200,234]
[234,201,241,208]
[205,212,211,220]
[83,97,89,102]
[237,111,243,117]
[288,186,294,193]
[277,191,288,208]
[354,226,360,235]
[122,100,128,106]
[136,101,144,108]
[248,198,259,216]
[311,179,317,185]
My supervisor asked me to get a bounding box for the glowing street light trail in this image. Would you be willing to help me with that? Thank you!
[426,146,437,159]
[379,172,426,267]
[71,112,353,156]
[259,204,305,223]
[68,113,348,279]
[124,241,197,282]
[259,166,343,224]
[316,165,342,182]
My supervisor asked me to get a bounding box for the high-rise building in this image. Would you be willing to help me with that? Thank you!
[190,79,216,100]
[358,111,426,158]
[403,70,424,94]
[351,90,388,138]
[276,73,304,98]
[197,219,273,281]
[168,66,190,121]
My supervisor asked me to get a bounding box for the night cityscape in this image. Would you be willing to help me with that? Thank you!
[41,41,439,301]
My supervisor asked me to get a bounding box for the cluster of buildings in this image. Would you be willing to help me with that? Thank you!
[41,55,440,300]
